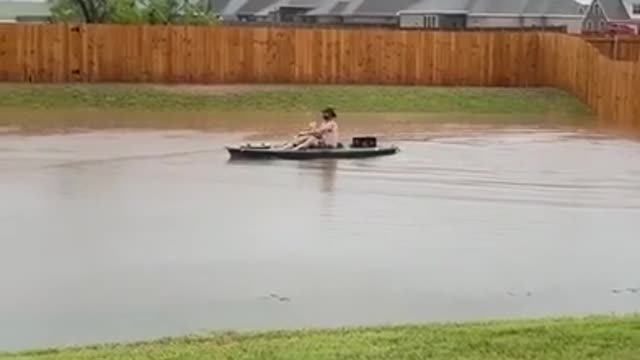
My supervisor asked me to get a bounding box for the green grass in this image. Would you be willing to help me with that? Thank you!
[0,84,591,115]
[2,315,640,360]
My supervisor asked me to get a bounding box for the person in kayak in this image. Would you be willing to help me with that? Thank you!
[293,107,339,150]
[284,121,318,149]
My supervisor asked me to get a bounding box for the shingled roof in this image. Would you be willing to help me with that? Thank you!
[597,0,631,20]
[523,0,586,15]
[349,0,417,15]
[227,0,587,18]
[399,0,585,16]
[469,0,530,14]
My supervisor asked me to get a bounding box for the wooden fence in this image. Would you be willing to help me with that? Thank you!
[583,36,640,62]
[0,24,543,85]
[0,24,638,130]
[541,34,640,130]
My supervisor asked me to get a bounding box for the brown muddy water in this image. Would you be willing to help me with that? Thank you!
[1,122,640,350]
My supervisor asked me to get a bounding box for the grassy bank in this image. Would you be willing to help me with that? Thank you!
[0,84,590,115]
[2,315,639,360]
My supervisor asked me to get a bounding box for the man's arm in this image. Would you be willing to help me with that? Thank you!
[311,122,331,136]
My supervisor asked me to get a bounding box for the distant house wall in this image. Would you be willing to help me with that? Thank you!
[468,15,578,31]
[312,15,341,24]
[440,14,466,28]
[467,16,522,28]
[399,14,466,29]
[342,16,397,26]
[582,0,609,32]
[545,17,582,33]
[399,14,424,28]
[521,17,545,27]
[0,16,50,23]
[236,14,257,21]
[273,7,311,22]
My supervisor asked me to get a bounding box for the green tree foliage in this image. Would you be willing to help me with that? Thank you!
[107,0,143,23]
[48,0,218,24]
[142,0,179,24]
[48,0,89,22]
[178,0,214,24]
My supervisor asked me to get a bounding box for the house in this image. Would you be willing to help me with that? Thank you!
[398,0,587,33]
[0,0,51,23]
[303,0,410,26]
[208,0,233,14]
[581,0,640,34]
[223,0,415,25]
[219,0,588,32]
[331,0,418,26]
[303,0,348,24]
[257,0,327,23]
[397,0,473,29]
[469,0,587,32]
[223,0,278,21]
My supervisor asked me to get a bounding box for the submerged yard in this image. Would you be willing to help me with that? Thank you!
[1,127,640,354]
[2,84,635,359]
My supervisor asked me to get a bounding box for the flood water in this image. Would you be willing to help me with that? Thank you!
[1,126,640,350]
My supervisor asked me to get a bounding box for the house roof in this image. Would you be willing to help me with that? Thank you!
[599,0,630,20]
[209,0,233,12]
[0,0,50,21]
[471,0,586,16]
[227,0,588,17]
[400,0,585,16]
[305,0,348,15]
[544,0,586,15]
[520,0,585,15]
[285,0,326,6]
[400,0,474,14]
[235,0,280,14]
[522,0,549,14]
[254,0,325,15]
[470,0,530,14]
[349,0,417,15]
[328,0,349,14]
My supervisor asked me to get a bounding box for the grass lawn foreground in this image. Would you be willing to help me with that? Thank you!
[0,84,591,115]
[0,315,639,360]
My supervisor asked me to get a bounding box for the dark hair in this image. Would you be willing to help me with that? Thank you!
[322,107,337,119]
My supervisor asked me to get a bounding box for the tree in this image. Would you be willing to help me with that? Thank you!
[48,0,218,24]
[106,0,143,23]
[48,0,85,22]
[179,0,216,25]
[48,0,108,23]
[142,0,181,24]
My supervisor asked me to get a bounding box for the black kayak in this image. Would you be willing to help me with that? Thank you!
[226,137,399,160]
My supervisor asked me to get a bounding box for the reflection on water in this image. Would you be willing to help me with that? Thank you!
[299,160,338,193]
[1,128,640,351]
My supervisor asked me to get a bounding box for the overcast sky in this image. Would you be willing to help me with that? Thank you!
[8,0,595,3]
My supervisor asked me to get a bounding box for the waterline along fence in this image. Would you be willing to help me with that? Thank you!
[0,24,638,130]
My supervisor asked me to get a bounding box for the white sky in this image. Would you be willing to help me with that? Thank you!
[6,0,596,3]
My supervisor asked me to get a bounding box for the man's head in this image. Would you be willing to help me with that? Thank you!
[321,107,337,121]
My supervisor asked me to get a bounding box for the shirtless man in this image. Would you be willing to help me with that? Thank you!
[294,107,339,150]
[283,121,317,149]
